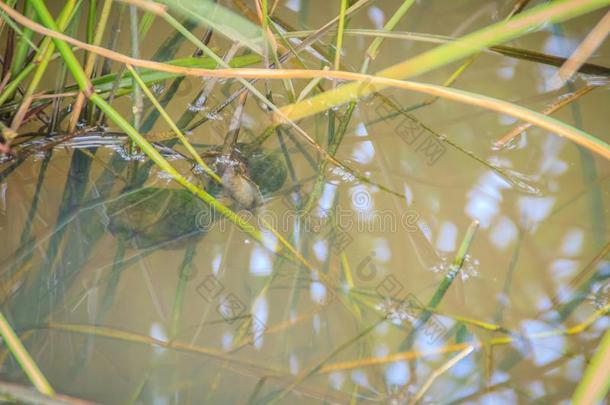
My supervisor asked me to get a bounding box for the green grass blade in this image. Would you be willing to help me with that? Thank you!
[10,1,35,77]
[572,327,610,404]
[157,0,266,54]
[125,64,221,183]
[6,0,79,133]
[365,0,415,61]
[0,310,54,396]
[280,0,610,121]
[333,0,348,71]
[170,244,196,338]
[400,220,479,351]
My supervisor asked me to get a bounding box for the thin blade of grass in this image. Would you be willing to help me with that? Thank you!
[365,0,415,61]
[410,346,474,405]
[7,0,80,134]
[68,0,113,132]
[400,220,479,351]
[125,64,221,183]
[281,28,610,76]
[0,382,90,405]
[279,0,610,119]
[128,4,143,132]
[170,244,196,339]
[571,327,610,405]
[333,0,348,71]
[0,310,54,396]
[156,0,266,54]
[9,1,35,77]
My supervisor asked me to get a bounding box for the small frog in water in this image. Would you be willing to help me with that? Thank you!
[107,142,287,249]
[201,142,287,211]
[107,187,212,249]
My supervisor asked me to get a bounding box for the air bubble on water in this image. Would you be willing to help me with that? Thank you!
[375,299,416,326]
[117,145,145,161]
[259,101,273,112]
[151,83,165,95]
[33,150,47,161]
[430,255,450,274]
[592,282,610,310]
[206,111,221,121]
[492,131,527,152]
[461,254,480,280]
[187,103,204,112]
[328,166,356,183]
[387,385,434,405]
[215,154,240,167]
[430,253,480,281]
[193,165,206,175]
[156,170,173,183]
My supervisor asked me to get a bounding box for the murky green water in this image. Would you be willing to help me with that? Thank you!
[1,1,609,404]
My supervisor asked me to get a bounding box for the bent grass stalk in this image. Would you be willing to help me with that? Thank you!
[2,2,609,160]
[495,84,597,148]
[279,0,610,120]
[133,3,352,172]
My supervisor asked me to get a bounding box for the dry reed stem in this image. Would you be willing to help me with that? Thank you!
[494,85,597,147]
[556,10,610,85]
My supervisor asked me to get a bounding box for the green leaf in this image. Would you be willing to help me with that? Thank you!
[156,0,266,54]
